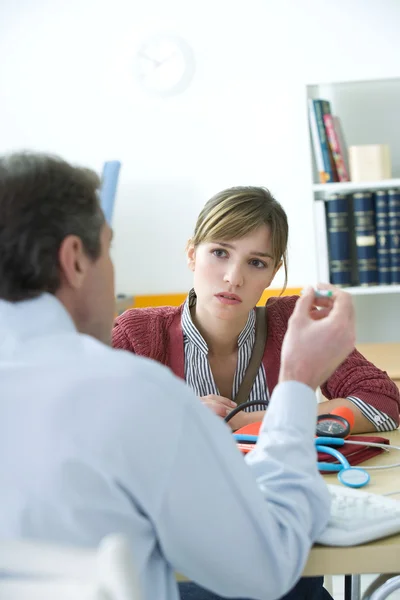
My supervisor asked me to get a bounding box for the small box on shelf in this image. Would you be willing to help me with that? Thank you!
[349,144,392,182]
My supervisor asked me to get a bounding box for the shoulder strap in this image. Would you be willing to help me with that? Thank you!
[234,306,267,405]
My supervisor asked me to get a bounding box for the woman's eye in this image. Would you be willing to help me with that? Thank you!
[212,249,227,258]
[250,259,267,268]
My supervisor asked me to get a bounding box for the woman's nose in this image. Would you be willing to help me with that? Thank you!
[223,264,244,287]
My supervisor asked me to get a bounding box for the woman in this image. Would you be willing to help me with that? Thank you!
[113,187,399,600]
[113,186,400,434]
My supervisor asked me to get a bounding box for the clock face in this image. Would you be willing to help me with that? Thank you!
[135,33,195,97]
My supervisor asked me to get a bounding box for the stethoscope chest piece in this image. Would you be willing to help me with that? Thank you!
[337,467,370,488]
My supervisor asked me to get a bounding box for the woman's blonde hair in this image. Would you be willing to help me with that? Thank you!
[190,186,288,291]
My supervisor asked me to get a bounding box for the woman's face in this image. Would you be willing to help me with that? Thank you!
[187,224,282,321]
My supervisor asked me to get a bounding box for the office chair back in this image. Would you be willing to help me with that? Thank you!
[0,534,141,600]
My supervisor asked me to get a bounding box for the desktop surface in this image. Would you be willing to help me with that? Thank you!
[304,429,400,577]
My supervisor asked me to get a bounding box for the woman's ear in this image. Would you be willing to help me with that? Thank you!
[187,243,196,272]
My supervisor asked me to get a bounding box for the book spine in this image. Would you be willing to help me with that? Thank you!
[308,99,327,184]
[353,192,378,286]
[332,116,350,174]
[312,100,336,183]
[374,191,391,285]
[320,100,339,182]
[388,189,400,284]
[325,193,352,286]
[313,201,330,281]
[323,113,350,182]
[333,116,350,175]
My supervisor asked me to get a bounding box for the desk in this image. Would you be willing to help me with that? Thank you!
[176,430,400,599]
[306,430,400,600]
[304,429,400,579]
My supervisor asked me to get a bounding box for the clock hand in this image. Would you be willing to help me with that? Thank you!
[160,51,178,64]
[150,51,179,71]
[138,51,162,67]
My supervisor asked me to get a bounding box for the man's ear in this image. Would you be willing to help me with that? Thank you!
[58,235,89,290]
[187,243,196,272]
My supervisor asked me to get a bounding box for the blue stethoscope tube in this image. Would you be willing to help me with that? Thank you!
[234,434,258,443]
[233,434,372,488]
[315,441,370,488]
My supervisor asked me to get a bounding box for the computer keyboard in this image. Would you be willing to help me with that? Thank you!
[316,484,400,546]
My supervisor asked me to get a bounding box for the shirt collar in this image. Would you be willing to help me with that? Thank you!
[0,293,77,354]
[181,288,255,354]
[181,290,208,354]
[238,307,255,347]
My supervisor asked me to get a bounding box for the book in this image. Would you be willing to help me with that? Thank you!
[309,99,337,183]
[333,116,350,175]
[318,100,339,182]
[325,193,352,286]
[323,113,350,182]
[374,191,391,285]
[313,200,330,282]
[308,99,326,184]
[388,189,400,285]
[353,192,378,286]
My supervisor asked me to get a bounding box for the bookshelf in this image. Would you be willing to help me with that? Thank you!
[342,284,400,296]
[313,178,400,195]
[307,77,400,343]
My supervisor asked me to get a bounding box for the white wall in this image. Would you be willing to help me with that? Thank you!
[1,0,400,296]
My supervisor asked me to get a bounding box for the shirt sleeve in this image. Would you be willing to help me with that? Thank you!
[153,380,331,600]
[347,396,398,431]
[321,348,400,428]
[266,297,400,429]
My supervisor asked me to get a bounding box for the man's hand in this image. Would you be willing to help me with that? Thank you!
[279,284,355,391]
[200,394,237,418]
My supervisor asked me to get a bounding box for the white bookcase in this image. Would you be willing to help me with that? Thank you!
[307,77,400,343]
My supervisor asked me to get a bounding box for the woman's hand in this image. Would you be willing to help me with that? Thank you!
[200,394,236,418]
[226,409,266,432]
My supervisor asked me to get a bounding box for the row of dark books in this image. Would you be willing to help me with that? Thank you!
[325,188,400,287]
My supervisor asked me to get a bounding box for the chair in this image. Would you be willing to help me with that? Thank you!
[0,534,142,600]
[99,160,122,225]
[363,574,400,600]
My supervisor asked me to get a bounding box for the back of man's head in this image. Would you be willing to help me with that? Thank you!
[0,152,104,302]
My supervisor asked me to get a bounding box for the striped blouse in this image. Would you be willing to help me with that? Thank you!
[181,290,396,430]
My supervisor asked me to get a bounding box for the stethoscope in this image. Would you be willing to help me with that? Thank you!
[227,401,400,489]
[315,436,400,488]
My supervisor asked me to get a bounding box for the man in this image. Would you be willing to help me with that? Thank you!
[0,153,355,600]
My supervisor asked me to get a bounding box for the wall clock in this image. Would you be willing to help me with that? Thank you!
[135,32,196,97]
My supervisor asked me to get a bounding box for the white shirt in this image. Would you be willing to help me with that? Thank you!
[0,294,330,600]
[182,289,268,410]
